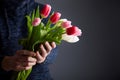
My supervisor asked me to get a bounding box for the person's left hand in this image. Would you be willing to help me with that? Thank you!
[35,41,56,63]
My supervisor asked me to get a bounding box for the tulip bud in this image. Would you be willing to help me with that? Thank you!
[66,26,82,36]
[40,4,51,18]
[50,12,61,24]
[61,20,72,28]
[32,18,41,26]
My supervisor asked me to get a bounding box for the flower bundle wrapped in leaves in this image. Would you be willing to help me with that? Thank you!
[14,4,82,80]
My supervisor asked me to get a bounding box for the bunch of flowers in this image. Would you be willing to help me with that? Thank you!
[14,4,82,80]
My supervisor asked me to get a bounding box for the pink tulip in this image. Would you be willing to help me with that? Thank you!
[61,20,72,28]
[66,26,82,36]
[50,12,61,24]
[40,4,51,18]
[32,18,41,26]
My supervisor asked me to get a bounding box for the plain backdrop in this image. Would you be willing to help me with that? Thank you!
[36,0,120,80]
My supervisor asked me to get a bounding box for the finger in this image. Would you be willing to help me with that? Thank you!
[26,57,37,62]
[36,51,43,59]
[13,59,34,71]
[22,61,36,67]
[40,44,47,57]
[24,66,32,70]
[14,61,34,71]
[44,41,52,53]
[51,42,56,48]
[13,62,26,71]
[36,51,45,63]
[23,50,36,57]
[24,66,33,70]
[17,56,37,62]
[17,50,36,57]
[15,65,32,71]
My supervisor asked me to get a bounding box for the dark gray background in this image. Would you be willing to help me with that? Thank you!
[36,0,120,80]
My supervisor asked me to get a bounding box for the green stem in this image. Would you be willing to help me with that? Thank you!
[46,20,51,29]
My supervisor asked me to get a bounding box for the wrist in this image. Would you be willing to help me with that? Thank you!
[1,56,13,71]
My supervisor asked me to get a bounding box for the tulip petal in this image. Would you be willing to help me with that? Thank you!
[62,34,79,43]
[66,26,82,36]
[50,12,61,24]
[59,19,67,22]
[41,4,51,18]
[32,18,41,26]
[61,20,72,28]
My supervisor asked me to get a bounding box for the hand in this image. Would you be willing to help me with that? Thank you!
[35,41,56,63]
[1,42,56,71]
[2,50,37,71]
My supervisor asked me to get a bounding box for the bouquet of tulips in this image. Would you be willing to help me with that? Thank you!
[13,4,82,80]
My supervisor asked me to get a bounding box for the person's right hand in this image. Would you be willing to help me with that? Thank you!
[1,50,37,71]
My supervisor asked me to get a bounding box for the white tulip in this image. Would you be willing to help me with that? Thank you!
[59,18,67,22]
[62,34,79,43]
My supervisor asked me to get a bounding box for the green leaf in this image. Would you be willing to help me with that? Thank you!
[27,25,41,50]
[40,22,45,29]
[40,29,48,38]
[24,69,32,80]
[16,69,32,80]
[35,6,40,18]
[18,38,27,47]
[31,9,35,22]
[26,15,33,40]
